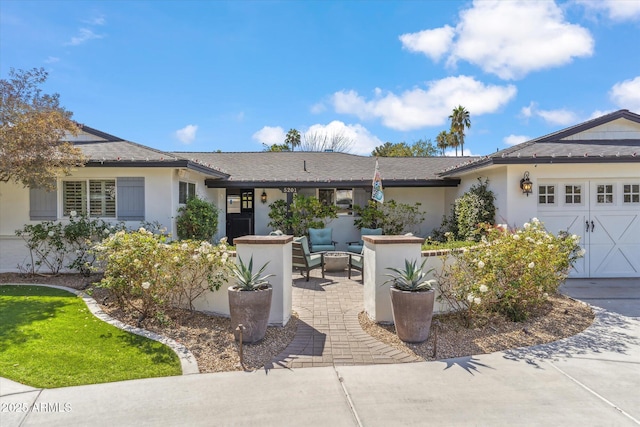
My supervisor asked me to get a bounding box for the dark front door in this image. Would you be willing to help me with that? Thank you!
[226,189,254,244]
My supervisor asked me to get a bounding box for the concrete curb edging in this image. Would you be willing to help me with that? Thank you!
[1,283,199,375]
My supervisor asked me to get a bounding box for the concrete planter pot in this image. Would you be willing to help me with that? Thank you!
[390,287,435,343]
[228,285,273,343]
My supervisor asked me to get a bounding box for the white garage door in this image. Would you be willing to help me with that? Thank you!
[537,179,640,278]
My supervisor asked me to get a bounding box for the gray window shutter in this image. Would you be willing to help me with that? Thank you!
[29,187,57,220]
[117,177,145,220]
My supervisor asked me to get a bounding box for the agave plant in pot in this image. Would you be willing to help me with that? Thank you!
[385,259,437,343]
[228,255,274,343]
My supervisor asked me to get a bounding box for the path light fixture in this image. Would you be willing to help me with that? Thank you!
[261,190,268,204]
[520,171,533,196]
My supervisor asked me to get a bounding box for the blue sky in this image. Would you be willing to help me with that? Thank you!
[2,0,640,156]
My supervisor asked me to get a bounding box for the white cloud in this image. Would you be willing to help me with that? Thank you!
[176,124,198,144]
[444,148,480,157]
[402,0,593,80]
[303,120,383,156]
[310,102,326,114]
[252,126,286,145]
[399,25,454,61]
[536,108,578,126]
[66,28,105,46]
[576,0,640,21]
[44,56,60,64]
[520,102,578,126]
[589,109,613,119]
[84,15,106,26]
[332,75,516,131]
[610,76,640,112]
[504,134,530,146]
[521,102,535,118]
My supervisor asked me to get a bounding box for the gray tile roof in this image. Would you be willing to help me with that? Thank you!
[441,110,640,176]
[173,151,474,186]
[75,126,228,178]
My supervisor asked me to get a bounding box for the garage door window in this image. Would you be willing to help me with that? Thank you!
[565,185,582,204]
[538,185,555,205]
[623,184,639,204]
[596,184,614,204]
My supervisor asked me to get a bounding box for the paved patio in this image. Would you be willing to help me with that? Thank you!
[270,269,420,369]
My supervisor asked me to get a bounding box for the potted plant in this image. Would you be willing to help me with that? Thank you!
[228,255,274,343]
[385,259,436,343]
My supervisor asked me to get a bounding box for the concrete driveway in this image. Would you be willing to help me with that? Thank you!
[561,278,640,317]
[2,278,639,426]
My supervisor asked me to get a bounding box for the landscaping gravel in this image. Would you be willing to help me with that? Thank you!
[1,273,594,372]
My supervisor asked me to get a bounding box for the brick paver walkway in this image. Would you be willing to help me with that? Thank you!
[271,269,421,369]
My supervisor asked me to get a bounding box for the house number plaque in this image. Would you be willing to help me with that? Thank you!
[281,187,297,193]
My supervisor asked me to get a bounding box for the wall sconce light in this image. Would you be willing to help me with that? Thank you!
[261,190,268,204]
[520,171,533,196]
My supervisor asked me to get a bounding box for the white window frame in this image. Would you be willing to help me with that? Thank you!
[62,178,116,218]
[318,188,354,215]
[179,181,196,204]
[595,183,615,205]
[564,184,584,206]
[622,183,640,204]
[537,184,557,206]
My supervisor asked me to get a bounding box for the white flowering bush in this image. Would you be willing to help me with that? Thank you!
[94,229,231,321]
[15,213,125,275]
[437,219,585,323]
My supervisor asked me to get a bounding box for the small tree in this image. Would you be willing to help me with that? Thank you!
[268,194,337,236]
[371,139,438,157]
[0,68,86,189]
[176,196,219,241]
[435,178,496,241]
[354,200,426,235]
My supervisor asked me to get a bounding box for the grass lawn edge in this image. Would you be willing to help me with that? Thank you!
[0,283,199,381]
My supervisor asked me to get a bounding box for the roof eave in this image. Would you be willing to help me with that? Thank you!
[204,178,460,188]
[86,160,229,178]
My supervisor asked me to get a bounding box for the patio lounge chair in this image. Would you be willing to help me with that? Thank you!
[308,227,336,252]
[348,252,363,283]
[347,227,383,254]
[292,236,325,281]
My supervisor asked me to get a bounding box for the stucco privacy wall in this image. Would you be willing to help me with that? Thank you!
[0,168,178,272]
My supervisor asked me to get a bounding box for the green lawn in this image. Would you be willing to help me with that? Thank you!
[0,285,182,388]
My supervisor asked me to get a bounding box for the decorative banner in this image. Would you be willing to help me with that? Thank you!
[372,159,384,203]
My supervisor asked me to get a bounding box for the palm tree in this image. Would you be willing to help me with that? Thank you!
[447,131,459,157]
[285,128,301,151]
[436,131,448,156]
[449,105,471,156]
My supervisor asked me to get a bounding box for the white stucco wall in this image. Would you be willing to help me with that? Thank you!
[239,186,450,245]
[381,187,447,238]
[0,167,186,272]
[454,162,640,229]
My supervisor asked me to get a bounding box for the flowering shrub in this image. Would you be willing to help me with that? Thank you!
[176,196,219,241]
[437,219,585,323]
[15,212,125,275]
[434,178,496,242]
[94,228,231,321]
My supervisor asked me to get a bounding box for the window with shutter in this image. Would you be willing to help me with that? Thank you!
[29,187,58,220]
[89,180,116,217]
[63,179,118,218]
[116,177,144,220]
[63,181,87,216]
